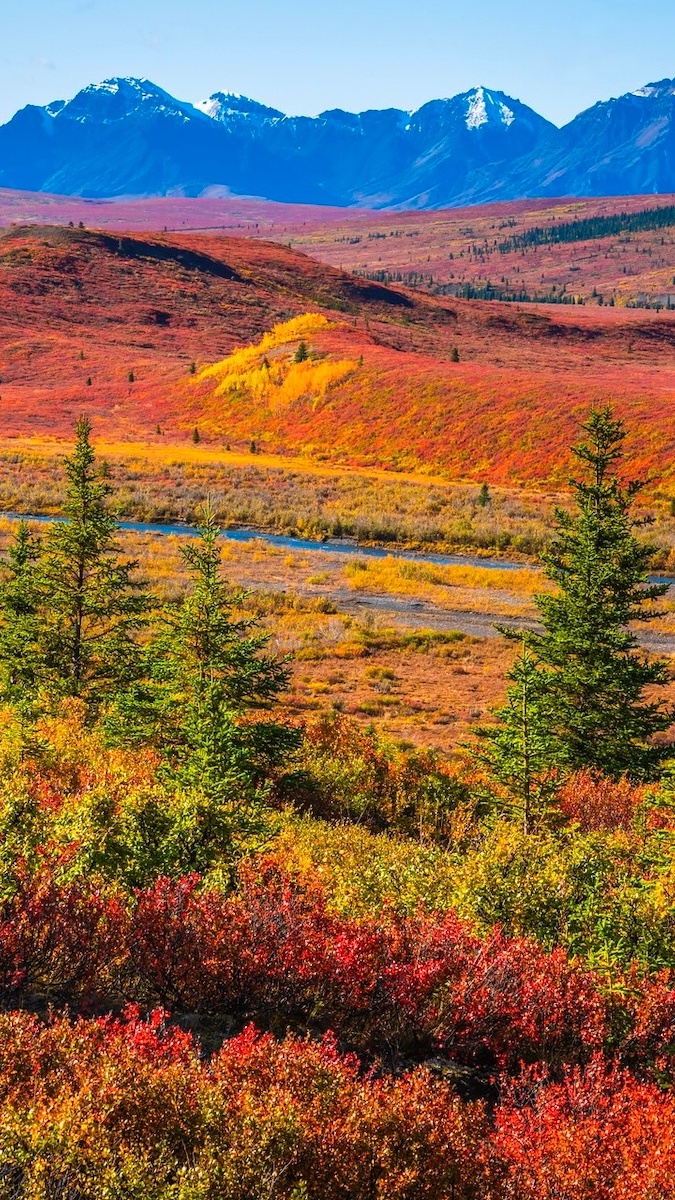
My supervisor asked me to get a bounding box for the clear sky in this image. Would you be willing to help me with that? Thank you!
[2,0,675,127]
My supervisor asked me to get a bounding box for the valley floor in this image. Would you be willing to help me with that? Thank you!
[3,503,675,754]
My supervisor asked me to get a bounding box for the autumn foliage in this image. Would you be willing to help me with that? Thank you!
[1,322,675,1193]
[0,857,604,1071]
[0,717,673,1194]
[1,1006,675,1197]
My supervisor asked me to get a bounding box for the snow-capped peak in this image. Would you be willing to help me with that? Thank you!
[466,86,489,129]
[465,87,517,130]
[85,80,123,95]
[82,77,160,102]
[50,77,201,126]
[196,92,284,123]
[630,80,675,101]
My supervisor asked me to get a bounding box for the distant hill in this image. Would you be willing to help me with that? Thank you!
[5,190,675,308]
[3,224,675,484]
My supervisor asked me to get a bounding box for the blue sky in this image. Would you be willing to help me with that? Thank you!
[2,0,675,126]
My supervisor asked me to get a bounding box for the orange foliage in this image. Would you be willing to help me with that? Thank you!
[493,1058,675,1199]
[557,772,647,832]
[192,309,675,483]
[1,1007,675,1197]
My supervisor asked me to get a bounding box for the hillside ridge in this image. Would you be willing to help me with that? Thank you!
[4,224,675,486]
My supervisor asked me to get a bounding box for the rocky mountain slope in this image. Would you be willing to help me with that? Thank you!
[7,75,675,208]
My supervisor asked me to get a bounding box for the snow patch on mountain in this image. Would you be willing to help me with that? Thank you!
[465,88,516,131]
[196,97,224,120]
[196,93,283,123]
[83,78,161,104]
[86,80,122,95]
[466,87,489,129]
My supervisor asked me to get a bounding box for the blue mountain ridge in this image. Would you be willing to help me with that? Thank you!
[3,76,675,207]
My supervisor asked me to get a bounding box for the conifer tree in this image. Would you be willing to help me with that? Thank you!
[39,417,148,714]
[147,506,298,800]
[525,408,672,780]
[0,522,46,730]
[475,640,559,833]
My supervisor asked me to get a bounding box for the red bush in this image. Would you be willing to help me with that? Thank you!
[0,863,127,1005]
[557,771,645,831]
[0,1008,490,1199]
[493,1057,675,1199]
[0,856,609,1072]
[2,1009,675,1198]
[622,970,675,1079]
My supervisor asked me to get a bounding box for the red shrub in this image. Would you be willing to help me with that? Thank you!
[623,970,675,1079]
[443,932,606,1073]
[0,1009,491,1199]
[0,864,128,1005]
[0,856,608,1073]
[493,1057,675,1199]
[557,771,645,831]
[3,1009,675,1199]
[131,857,605,1069]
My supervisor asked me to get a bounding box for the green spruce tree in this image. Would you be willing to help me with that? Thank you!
[39,417,149,715]
[527,407,672,780]
[0,522,46,733]
[146,506,298,800]
[475,640,559,833]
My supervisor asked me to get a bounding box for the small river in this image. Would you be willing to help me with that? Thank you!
[2,512,674,587]
[0,512,526,571]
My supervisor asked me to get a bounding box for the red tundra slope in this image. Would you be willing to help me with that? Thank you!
[2,223,675,484]
[4,188,675,306]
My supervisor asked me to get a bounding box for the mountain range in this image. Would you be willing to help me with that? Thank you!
[4,76,675,208]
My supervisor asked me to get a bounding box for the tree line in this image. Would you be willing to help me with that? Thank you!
[498,203,675,253]
[0,417,296,814]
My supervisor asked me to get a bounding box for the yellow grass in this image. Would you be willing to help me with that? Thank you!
[345,556,547,602]
[199,313,358,413]
[0,436,459,490]
[199,314,334,383]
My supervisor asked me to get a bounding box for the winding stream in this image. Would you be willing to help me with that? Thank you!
[2,510,673,585]
[0,511,529,570]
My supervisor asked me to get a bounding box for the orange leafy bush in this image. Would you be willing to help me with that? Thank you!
[557,772,648,832]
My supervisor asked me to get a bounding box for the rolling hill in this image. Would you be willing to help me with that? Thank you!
[3,223,675,484]
[3,190,675,309]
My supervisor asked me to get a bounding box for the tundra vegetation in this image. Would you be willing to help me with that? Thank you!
[0,412,675,1198]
